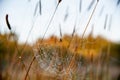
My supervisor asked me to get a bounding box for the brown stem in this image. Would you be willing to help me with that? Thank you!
[24,57,35,80]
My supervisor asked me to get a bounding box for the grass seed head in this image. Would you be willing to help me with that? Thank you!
[58,0,62,4]
[5,14,11,30]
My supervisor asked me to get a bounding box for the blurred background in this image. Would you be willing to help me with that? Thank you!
[0,0,120,80]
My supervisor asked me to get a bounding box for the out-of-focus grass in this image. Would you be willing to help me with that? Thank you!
[0,33,120,80]
[1,0,120,79]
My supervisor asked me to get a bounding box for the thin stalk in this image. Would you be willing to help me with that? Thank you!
[24,1,62,80]
[67,16,77,48]
[20,17,36,56]
[81,0,99,47]
[65,1,99,79]
[24,57,35,80]
[41,3,59,43]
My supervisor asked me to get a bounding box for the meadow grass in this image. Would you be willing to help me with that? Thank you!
[1,0,120,80]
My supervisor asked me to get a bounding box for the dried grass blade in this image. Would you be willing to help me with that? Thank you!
[24,57,35,80]
[81,1,99,40]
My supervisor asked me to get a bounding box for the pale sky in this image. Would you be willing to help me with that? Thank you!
[0,0,120,44]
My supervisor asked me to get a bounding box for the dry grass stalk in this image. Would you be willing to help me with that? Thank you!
[24,57,35,80]
[65,0,99,79]
[41,0,61,43]
[24,1,63,79]
[13,17,35,80]
[20,16,36,57]
[81,0,99,46]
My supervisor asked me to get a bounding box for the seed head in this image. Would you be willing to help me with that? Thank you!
[58,0,62,4]
[5,14,11,30]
